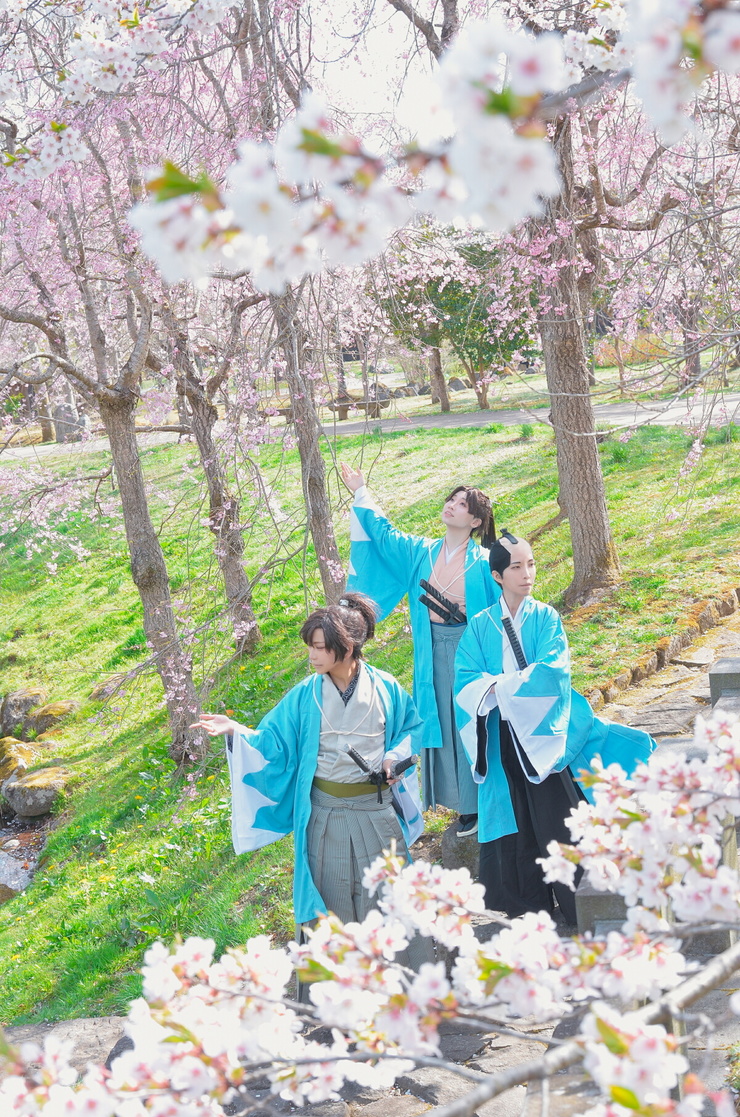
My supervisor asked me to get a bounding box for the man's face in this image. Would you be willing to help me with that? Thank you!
[307,630,339,674]
[494,540,536,599]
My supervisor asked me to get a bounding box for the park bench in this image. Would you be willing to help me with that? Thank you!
[326,396,391,421]
[258,402,294,422]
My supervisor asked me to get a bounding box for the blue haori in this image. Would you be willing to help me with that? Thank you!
[454,597,656,846]
[225,663,424,925]
[346,486,500,807]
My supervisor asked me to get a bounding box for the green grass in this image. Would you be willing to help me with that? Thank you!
[0,420,738,1023]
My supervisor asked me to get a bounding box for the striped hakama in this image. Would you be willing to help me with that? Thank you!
[423,622,478,814]
[307,784,407,923]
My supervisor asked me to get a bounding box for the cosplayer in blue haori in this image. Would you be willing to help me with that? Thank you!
[192,593,424,928]
[341,462,500,840]
[455,531,655,924]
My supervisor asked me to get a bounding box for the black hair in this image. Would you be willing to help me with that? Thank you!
[300,592,378,662]
[488,530,522,576]
[444,485,496,548]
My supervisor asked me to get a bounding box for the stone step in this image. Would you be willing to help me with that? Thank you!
[709,658,740,705]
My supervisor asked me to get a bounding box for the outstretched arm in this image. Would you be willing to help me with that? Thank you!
[190,713,240,737]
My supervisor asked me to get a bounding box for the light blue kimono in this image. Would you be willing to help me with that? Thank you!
[455,597,655,845]
[226,663,424,925]
[346,487,500,754]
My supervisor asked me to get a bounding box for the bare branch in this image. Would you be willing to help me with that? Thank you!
[386,0,443,60]
[538,68,631,121]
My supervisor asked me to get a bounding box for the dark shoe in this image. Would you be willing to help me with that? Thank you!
[456,813,478,838]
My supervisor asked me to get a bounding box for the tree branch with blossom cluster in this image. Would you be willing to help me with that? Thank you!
[3,710,740,1117]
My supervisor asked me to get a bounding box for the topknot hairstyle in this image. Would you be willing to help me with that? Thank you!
[488,530,522,576]
[300,592,378,662]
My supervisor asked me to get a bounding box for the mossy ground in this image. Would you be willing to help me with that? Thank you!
[0,418,738,1024]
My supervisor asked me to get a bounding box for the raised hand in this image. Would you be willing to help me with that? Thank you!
[340,461,366,493]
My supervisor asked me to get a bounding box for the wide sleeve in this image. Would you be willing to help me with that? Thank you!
[346,486,426,621]
[226,683,307,854]
[454,613,501,782]
[374,669,425,847]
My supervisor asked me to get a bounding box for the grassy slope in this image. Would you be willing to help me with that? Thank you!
[0,421,738,1024]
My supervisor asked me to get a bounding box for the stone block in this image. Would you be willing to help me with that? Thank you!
[620,696,705,739]
[7,1017,127,1074]
[26,700,77,736]
[575,878,627,935]
[679,624,700,647]
[526,1075,600,1116]
[0,850,33,893]
[715,695,740,715]
[600,683,621,704]
[675,649,715,668]
[718,591,738,617]
[0,687,47,739]
[694,601,720,633]
[708,658,740,705]
[2,766,68,817]
[0,738,39,783]
[89,673,126,701]
[656,635,682,668]
[440,822,479,877]
[631,652,658,683]
[585,689,604,712]
[350,1099,429,1117]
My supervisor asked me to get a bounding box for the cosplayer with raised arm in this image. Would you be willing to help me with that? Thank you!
[192,593,425,929]
[455,532,655,924]
[341,461,500,839]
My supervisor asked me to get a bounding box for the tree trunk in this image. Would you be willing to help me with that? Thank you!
[355,332,370,401]
[52,378,80,443]
[538,117,620,607]
[99,393,205,762]
[272,291,344,603]
[187,389,262,654]
[38,385,54,443]
[678,297,702,385]
[160,299,261,653]
[462,359,488,409]
[428,347,450,412]
[336,350,349,399]
[176,389,191,431]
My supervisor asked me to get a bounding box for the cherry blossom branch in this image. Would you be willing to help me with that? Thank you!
[425,939,740,1117]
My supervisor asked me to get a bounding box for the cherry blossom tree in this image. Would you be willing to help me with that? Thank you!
[371,224,538,410]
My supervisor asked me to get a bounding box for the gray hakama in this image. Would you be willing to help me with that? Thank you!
[423,623,478,814]
[307,784,406,923]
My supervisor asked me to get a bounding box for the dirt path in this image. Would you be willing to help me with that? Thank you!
[4,391,739,461]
